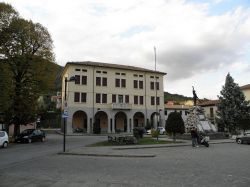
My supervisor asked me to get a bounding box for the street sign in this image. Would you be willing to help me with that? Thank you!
[62,109,68,118]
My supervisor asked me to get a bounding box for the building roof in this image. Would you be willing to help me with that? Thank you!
[165,104,191,110]
[240,84,250,90]
[198,100,219,107]
[63,61,167,75]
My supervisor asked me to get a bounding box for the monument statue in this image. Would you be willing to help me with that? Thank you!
[192,86,199,106]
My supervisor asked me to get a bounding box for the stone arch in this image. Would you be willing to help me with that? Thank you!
[133,112,145,128]
[72,110,87,133]
[115,111,127,133]
[94,111,108,133]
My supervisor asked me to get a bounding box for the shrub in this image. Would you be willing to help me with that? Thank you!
[151,129,159,138]
[133,127,145,139]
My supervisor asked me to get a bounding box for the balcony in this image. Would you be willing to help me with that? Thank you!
[112,103,132,110]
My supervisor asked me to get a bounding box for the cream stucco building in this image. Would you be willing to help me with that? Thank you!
[241,84,250,101]
[62,61,166,134]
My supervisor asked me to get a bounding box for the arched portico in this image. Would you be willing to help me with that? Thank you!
[72,111,87,133]
[133,112,145,128]
[115,111,127,133]
[94,111,108,133]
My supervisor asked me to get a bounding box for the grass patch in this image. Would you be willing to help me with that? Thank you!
[87,137,183,147]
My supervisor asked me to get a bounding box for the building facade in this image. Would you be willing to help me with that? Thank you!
[62,61,166,134]
[241,84,250,101]
[164,104,191,123]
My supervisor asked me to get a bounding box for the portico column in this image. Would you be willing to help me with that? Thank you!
[108,118,111,133]
[112,118,115,133]
[131,119,134,132]
[127,118,130,133]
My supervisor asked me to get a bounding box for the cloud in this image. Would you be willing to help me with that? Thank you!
[2,0,250,98]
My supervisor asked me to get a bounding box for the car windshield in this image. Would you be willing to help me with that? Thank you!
[21,129,34,135]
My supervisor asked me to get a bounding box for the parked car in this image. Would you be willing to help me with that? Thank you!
[236,131,250,144]
[146,129,152,135]
[15,129,46,143]
[146,127,166,135]
[0,131,9,148]
[157,127,166,135]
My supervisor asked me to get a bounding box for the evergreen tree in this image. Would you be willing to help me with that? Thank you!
[165,112,185,141]
[217,73,249,133]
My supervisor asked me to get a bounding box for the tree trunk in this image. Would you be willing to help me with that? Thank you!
[173,132,176,142]
[13,122,20,137]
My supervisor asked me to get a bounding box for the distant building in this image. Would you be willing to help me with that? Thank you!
[61,61,166,134]
[240,84,250,101]
[198,100,219,128]
[165,104,191,122]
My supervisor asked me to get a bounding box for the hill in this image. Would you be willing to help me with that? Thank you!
[164,92,192,104]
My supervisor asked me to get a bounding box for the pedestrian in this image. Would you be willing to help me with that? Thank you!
[191,127,199,147]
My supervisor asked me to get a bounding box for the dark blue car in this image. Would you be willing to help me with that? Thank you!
[15,129,46,143]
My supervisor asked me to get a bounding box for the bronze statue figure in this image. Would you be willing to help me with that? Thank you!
[192,86,199,106]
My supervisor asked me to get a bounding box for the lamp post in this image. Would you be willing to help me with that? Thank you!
[63,76,75,152]
[154,47,160,141]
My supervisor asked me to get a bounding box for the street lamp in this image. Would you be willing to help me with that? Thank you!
[63,76,75,152]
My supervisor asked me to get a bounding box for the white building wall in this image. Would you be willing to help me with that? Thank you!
[62,63,166,134]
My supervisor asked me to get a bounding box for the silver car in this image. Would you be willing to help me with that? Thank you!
[0,131,9,148]
[236,131,250,144]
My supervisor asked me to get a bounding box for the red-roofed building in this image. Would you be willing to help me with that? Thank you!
[198,100,219,128]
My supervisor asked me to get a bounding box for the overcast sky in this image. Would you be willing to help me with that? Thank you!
[2,0,250,99]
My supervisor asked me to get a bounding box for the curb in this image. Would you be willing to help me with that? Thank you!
[58,152,156,158]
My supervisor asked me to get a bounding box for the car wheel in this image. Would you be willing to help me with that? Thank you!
[41,137,45,142]
[28,138,32,143]
[237,138,242,144]
[3,142,8,148]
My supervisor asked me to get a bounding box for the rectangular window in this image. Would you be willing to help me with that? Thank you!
[121,79,126,88]
[139,75,143,77]
[74,92,80,102]
[139,81,143,89]
[96,93,101,103]
[150,82,154,90]
[150,76,154,79]
[134,80,138,89]
[125,95,129,103]
[81,93,86,103]
[112,94,116,103]
[96,77,101,86]
[156,97,160,105]
[75,75,80,84]
[134,74,138,77]
[96,70,101,73]
[134,96,138,105]
[82,76,87,85]
[102,77,107,86]
[140,96,144,105]
[75,68,80,71]
[151,96,155,105]
[180,111,182,115]
[121,73,126,76]
[210,108,214,117]
[115,79,120,87]
[116,72,120,75]
[103,71,107,74]
[118,95,123,103]
[102,94,107,103]
[82,69,87,72]
[156,82,159,90]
